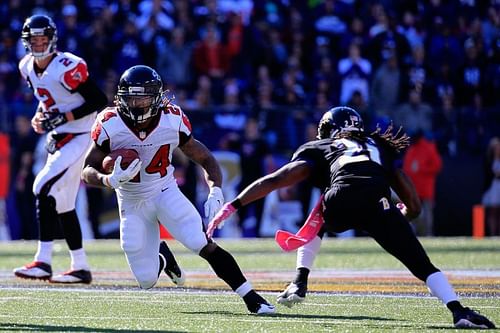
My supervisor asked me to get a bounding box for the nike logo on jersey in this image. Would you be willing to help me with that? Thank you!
[161,187,169,192]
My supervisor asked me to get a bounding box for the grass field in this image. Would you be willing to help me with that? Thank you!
[0,237,499,332]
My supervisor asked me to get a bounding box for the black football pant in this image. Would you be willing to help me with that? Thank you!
[324,183,439,282]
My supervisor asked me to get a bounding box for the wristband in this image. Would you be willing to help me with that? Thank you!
[231,198,242,209]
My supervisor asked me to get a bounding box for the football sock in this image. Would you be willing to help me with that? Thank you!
[59,210,83,250]
[426,271,458,305]
[446,300,465,313]
[70,248,90,270]
[202,245,247,291]
[296,235,321,269]
[235,281,253,298]
[293,267,310,285]
[34,241,53,264]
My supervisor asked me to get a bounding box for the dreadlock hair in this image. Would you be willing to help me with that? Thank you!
[333,122,411,155]
[370,123,411,154]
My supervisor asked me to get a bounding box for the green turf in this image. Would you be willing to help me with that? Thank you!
[0,238,499,332]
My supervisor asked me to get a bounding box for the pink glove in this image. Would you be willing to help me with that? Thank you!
[275,195,324,251]
[206,202,236,238]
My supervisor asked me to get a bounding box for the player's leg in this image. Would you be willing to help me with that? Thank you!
[157,186,275,314]
[121,199,161,289]
[367,205,495,329]
[46,136,92,283]
[277,233,322,307]
[13,184,57,280]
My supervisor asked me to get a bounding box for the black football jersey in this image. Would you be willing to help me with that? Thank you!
[291,136,401,191]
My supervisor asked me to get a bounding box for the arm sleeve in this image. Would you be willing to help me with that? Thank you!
[71,78,108,119]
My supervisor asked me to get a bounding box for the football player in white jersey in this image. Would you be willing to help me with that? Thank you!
[13,15,108,284]
[81,65,276,314]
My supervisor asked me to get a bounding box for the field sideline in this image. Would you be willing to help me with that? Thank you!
[0,238,499,332]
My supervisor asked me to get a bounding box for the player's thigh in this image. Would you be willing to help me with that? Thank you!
[366,208,437,280]
[156,187,207,253]
[33,135,90,211]
[120,200,158,252]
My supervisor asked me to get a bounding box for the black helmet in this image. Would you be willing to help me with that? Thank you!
[21,15,58,59]
[317,106,364,139]
[116,65,163,124]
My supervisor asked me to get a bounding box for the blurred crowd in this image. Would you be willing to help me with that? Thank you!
[1,0,500,239]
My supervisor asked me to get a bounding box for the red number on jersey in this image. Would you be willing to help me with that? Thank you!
[145,144,170,177]
[36,88,58,112]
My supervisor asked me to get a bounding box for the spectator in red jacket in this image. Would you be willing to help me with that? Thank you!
[403,131,443,236]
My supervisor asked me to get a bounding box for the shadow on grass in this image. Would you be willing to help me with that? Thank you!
[182,310,396,321]
[0,323,185,332]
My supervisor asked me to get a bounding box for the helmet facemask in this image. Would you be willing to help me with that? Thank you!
[117,88,163,124]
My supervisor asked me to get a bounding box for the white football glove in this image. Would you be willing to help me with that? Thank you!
[204,186,224,221]
[103,156,142,189]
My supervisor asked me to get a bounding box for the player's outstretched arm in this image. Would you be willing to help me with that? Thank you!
[206,161,311,237]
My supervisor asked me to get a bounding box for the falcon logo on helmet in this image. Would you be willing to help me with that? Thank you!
[21,15,58,59]
[116,65,163,124]
[317,106,364,139]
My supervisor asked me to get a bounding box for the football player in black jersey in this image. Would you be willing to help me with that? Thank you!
[207,106,495,329]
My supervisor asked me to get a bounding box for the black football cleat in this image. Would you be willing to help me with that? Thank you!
[159,241,185,286]
[277,282,307,308]
[453,307,496,329]
[50,269,92,284]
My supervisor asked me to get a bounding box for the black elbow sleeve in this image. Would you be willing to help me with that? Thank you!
[71,79,108,120]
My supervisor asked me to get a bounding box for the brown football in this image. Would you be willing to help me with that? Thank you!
[102,149,140,174]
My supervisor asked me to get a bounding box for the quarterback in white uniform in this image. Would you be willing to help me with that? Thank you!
[13,15,107,284]
[82,65,275,314]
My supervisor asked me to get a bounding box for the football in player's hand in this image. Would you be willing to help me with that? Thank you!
[102,149,139,174]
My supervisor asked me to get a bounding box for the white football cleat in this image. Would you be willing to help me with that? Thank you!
[13,261,52,280]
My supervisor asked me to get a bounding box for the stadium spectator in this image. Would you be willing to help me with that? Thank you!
[370,52,401,123]
[81,65,276,314]
[403,130,443,236]
[207,106,496,329]
[236,117,272,237]
[156,27,193,90]
[13,15,107,283]
[482,137,500,236]
[11,115,38,240]
[394,87,434,137]
[337,40,371,105]
[0,131,9,240]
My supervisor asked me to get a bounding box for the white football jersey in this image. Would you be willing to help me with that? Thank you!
[91,104,193,200]
[19,51,96,133]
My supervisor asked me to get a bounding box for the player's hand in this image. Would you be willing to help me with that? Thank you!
[31,111,46,134]
[41,112,68,131]
[204,186,224,221]
[103,156,142,189]
[206,202,236,238]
